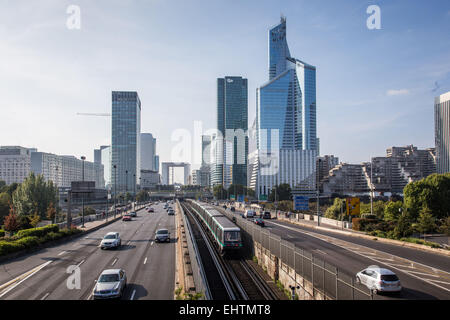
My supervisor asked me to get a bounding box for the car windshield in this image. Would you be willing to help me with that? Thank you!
[224,231,241,242]
[104,235,116,239]
[381,274,399,281]
[98,274,119,282]
[157,230,168,235]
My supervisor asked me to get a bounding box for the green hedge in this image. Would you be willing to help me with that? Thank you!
[0,227,81,257]
[16,224,59,239]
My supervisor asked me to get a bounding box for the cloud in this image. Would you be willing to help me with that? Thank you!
[386,89,409,96]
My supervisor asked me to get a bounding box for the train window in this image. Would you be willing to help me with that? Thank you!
[224,231,241,242]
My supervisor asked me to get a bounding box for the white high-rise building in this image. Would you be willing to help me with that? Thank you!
[0,146,36,185]
[435,91,450,174]
[141,133,156,171]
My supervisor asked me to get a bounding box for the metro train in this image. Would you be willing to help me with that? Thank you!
[188,200,242,253]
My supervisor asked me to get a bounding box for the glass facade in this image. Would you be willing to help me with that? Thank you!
[215,76,248,187]
[111,91,141,194]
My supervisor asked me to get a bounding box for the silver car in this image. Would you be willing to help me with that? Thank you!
[93,269,127,299]
[100,232,121,249]
[356,267,402,294]
[155,229,170,242]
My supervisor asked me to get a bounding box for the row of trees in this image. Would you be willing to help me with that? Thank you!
[212,184,255,200]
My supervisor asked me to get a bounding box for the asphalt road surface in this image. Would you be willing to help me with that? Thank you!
[0,202,176,300]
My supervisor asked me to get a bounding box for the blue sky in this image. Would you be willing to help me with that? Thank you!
[0,0,449,182]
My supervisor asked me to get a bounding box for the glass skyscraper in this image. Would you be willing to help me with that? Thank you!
[111,91,141,194]
[213,76,248,188]
[255,17,317,197]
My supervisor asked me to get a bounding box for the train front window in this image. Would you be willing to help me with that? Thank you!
[224,231,241,242]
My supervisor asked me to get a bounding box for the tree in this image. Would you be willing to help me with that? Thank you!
[213,185,227,200]
[84,207,96,216]
[268,184,292,202]
[393,212,413,239]
[0,192,11,224]
[416,207,436,236]
[384,201,403,222]
[136,190,149,202]
[46,202,57,223]
[12,173,58,218]
[29,213,41,228]
[325,198,346,220]
[4,206,19,232]
[438,217,450,236]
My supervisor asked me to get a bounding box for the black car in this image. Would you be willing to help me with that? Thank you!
[230,206,235,212]
[262,211,271,219]
[223,205,227,209]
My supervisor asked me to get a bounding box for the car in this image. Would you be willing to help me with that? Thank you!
[129,211,137,217]
[155,229,170,242]
[230,206,235,212]
[168,209,175,215]
[262,211,271,219]
[254,218,265,227]
[147,207,154,213]
[100,232,121,249]
[244,210,256,219]
[122,214,132,221]
[356,267,402,294]
[93,269,127,299]
[222,205,227,209]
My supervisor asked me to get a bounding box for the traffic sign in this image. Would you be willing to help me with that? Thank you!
[237,195,245,202]
[294,195,309,211]
[259,194,268,201]
[346,197,360,215]
[230,194,236,201]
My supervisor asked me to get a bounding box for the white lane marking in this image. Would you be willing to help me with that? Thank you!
[428,279,450,285]
[87,292,93,300]
[130,289,136,300]
[127,241,131,245]
[58,251,66,256]
[408,270,440,278]
[315,249,328,255]
[111,258,118,266]
[0,261,53,298]
[76,260,85,267]
[144,257,147,265]
[151,241,154,246]
[41,292,50,300]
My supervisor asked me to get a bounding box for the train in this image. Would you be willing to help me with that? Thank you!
[188,200,242,253]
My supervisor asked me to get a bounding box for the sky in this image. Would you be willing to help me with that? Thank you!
[0,0,449,183]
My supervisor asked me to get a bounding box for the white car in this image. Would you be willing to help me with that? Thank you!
[356,266,402,294]
[100,232,121,249]
[244,210,256,219]
[93,269,127,299]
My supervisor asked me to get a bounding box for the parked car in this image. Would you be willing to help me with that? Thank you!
[93,269,127,299]
[155,229,170,242]
[254,218,265,227]
[122,214,132,221]
[356,267,402,294]
[244,210,256,219]
[100,232,121,249]
[129,211,137,217]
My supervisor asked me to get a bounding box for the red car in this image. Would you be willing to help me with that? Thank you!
[147,208,154,213]
[122,214,132,221]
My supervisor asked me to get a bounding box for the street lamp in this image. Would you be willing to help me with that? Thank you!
[113,164,117,218]
[370,157,374,216]
[133,173,136,210]
[81,156,86,228]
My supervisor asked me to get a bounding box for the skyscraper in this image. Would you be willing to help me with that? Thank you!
[213,76,248,188]
[435,91,450,173]
[254,17,317,197]
[140,133,156,171]
[111,91,141,194]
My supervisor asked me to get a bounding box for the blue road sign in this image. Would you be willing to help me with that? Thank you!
[294,195,309,211]
[238,195,245,202]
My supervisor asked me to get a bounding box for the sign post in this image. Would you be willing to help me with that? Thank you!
[293,195,309,211]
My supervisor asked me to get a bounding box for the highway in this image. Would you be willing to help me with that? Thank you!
[0,202,175,300]
[217,205,450,300]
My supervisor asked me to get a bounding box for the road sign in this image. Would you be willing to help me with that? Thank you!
[238,195,245,202]
[230,194,236,201]
[346,197,360,215]
[259,194,268,201]
[294,195,309,211]
[244,197,249,203]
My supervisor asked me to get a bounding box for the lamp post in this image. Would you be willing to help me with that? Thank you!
[370,157,374,216]
[81,156,86,228]
[133,173,136,210]
[317,159,321,226]
[113,164,117,218]
[125,170,128,203]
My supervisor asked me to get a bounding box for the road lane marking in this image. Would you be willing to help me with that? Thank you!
[111,258,118,266]
[76,260,85,267]
[58,251,66,256]
[0,261,52,298]
[41,293,50,300]
[408,270,440,278]
[428,279,450,285]
[144,257,147,265]
[130,289,136,300]
[151,241,154,246]
[315,249,328,255]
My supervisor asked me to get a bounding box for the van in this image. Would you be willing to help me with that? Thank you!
[244,210,256,219]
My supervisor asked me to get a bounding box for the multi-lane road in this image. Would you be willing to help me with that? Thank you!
[217,205,450,300]
[0,203,176,300]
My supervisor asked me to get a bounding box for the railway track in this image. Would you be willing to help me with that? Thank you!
[181,202,277,300]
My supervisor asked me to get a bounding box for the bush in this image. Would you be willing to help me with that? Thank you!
[0,229,4,238]
[14,236,41,249]
[352,218,378,231]
[16,224,59,239]
[44,232,63,242]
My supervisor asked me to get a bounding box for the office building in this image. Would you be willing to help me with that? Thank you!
[141,133,157,171]
[101,146,111,189]
[111,91,141,194]
[435,91,450,173]
[253,17,318,198]
[140,169,160,189]
[213,76,248,188]
[0,146,35,185]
